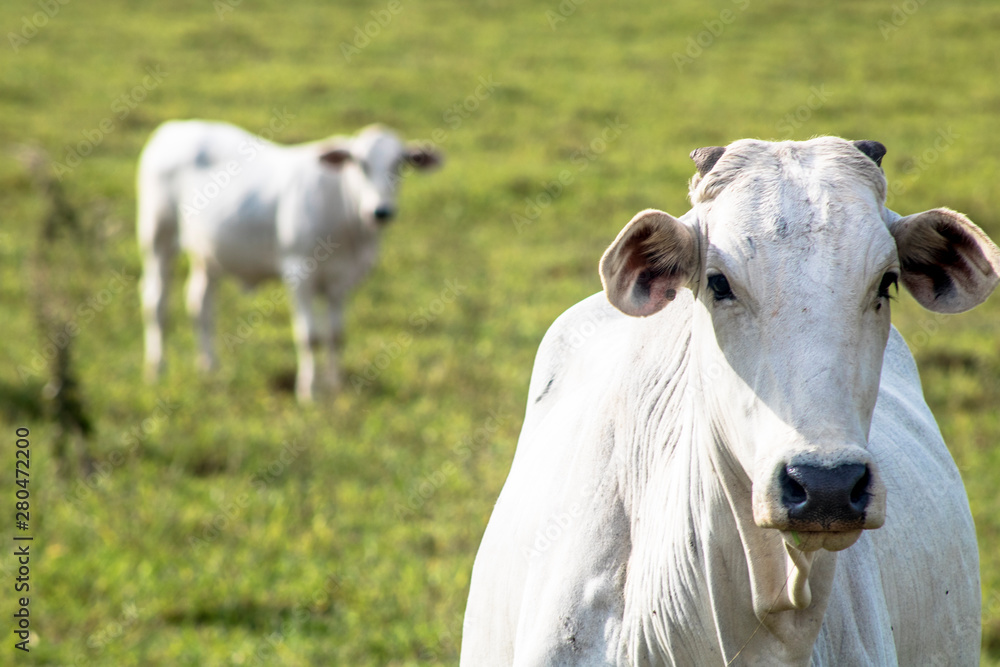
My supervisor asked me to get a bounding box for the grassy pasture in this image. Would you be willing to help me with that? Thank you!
[1,0,999,664]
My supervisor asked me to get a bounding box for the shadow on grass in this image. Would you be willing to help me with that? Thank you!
[917,349,982,374]
[268,368,297,395]
[269,366,401,400]
[137,442,232,478]
[163,600,293,631]
[161,598,336,632]
[984,622,1000,662]
[0,379,45,423]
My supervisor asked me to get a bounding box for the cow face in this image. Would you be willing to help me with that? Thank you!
[601,137,1000,553]
[319,125,442,227]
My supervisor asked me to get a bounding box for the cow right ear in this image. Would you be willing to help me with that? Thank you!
[600,209,699,317]
[319,148,352,167]
[890,208,1000,313]
[405,144,443,170]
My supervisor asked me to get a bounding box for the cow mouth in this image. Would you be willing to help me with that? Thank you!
[752,453,887,547]
[779,528,862,552]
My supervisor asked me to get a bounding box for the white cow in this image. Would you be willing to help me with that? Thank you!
[137,120,441,401]
[462,137,1000,665]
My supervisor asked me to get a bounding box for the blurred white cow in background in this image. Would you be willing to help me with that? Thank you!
[136,120,441,401]
[461,137,1000,665]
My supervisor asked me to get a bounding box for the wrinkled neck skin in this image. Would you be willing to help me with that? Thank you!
[690,298,838,664]
[617,308,836,666]
[617,219,891,665]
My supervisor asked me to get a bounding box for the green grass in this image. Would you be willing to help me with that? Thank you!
[1,0,999,663]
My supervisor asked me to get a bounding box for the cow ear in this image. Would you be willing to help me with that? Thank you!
[890,208,1000,313]
[690,146,726,177]
[852,140,886,167]
[600,209,699,317]
[405,145,443,170]
[319,148,352,167]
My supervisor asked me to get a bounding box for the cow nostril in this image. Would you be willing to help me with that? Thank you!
[781,462,871,528]
[780,467,808,506]
[850,467,871,506]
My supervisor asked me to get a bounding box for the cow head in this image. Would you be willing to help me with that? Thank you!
[318,124,442,227]
[601,137,1000,554]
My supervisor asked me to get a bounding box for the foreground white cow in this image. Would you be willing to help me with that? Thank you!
[137,120,441,400]
[462,137,1000,665]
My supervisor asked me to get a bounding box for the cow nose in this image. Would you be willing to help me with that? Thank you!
[780,463,871,529]
[373,206,395,223]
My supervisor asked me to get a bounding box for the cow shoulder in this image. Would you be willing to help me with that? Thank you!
[526,293,621,407]
[868,326,981,663]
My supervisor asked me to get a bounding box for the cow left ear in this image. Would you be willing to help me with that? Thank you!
[600,209,700,317]
[890,208,1000,313]
[405,145,443,170]
[319,148,353,167]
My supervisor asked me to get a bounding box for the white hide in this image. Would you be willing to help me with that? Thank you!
[136,120,440,401]
[462,137,998,665]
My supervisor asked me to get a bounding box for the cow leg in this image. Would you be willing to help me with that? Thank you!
[323,278,349,393]
[137,181,178,382]
[321,291,347,393]
[288,278,321,403]
[140,247,173,381]
[186,258,218,372]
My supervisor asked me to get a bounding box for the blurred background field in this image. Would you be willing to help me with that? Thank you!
[1,0,999,664]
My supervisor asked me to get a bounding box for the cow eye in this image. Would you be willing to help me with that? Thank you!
[877,272,898,300]
[707,273,734,302]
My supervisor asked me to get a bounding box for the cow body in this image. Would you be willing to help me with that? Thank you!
[137,120,440,400]
[463,294,978,665]
[462,137,997,665]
